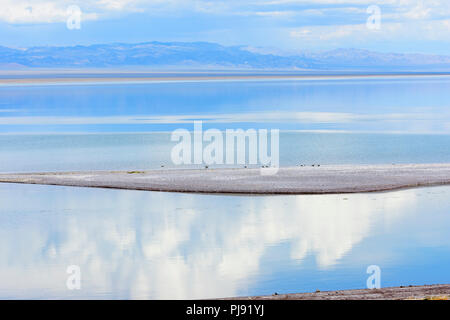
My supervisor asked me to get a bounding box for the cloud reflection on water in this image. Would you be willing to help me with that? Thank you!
[0,184,448,299]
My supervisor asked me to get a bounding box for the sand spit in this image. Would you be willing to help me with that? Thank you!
[1,164,450,194]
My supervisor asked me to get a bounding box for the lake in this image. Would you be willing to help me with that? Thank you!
[0,183,449,299]
[1,76,450,172]
[0,75,449,299]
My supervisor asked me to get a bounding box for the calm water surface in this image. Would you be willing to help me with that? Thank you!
[1,132,450,172]
[1,76,450,134]
[1,76,449,299]
[0,183,449,299]
[1,76,450,172]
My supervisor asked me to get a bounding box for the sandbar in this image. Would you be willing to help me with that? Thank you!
[0,164,450,194]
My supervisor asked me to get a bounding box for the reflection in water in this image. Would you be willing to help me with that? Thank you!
[2,77,450,134]
[0,184,449,299]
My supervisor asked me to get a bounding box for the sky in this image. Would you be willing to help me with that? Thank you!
[0,0,449,54]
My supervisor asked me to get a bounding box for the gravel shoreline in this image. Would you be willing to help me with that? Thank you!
[224,284,450,300]
[1,164,450,194]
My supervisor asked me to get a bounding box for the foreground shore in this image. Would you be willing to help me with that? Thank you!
[1,164,450,194]
[226,284,450,300]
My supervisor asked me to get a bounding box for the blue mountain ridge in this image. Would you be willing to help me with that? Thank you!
[1,41,449,70]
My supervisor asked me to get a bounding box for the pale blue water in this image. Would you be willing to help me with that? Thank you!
[0,183,449,299]
[1,76,450,299]
[1,76,450,172]
[1,76,450,134]
[1,132,450,172]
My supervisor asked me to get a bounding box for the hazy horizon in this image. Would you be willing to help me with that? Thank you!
[1,1,449,55]
[2,41,450,71]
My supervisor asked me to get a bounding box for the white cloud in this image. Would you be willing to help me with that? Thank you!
[0,0,449,54]
[96,0,139,11]
[0,0,158,24]
[1,0,450,24]
[290,18,450,43]
[0,0,100,23]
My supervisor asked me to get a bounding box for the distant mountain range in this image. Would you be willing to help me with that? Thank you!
[1,41,450,71]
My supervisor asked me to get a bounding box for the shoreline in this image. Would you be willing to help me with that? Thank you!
[224,284,450,300]
[0,164,450,195]
[1,73,450,86]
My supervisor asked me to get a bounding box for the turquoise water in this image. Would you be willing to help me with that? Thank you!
[0,183,449,299]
